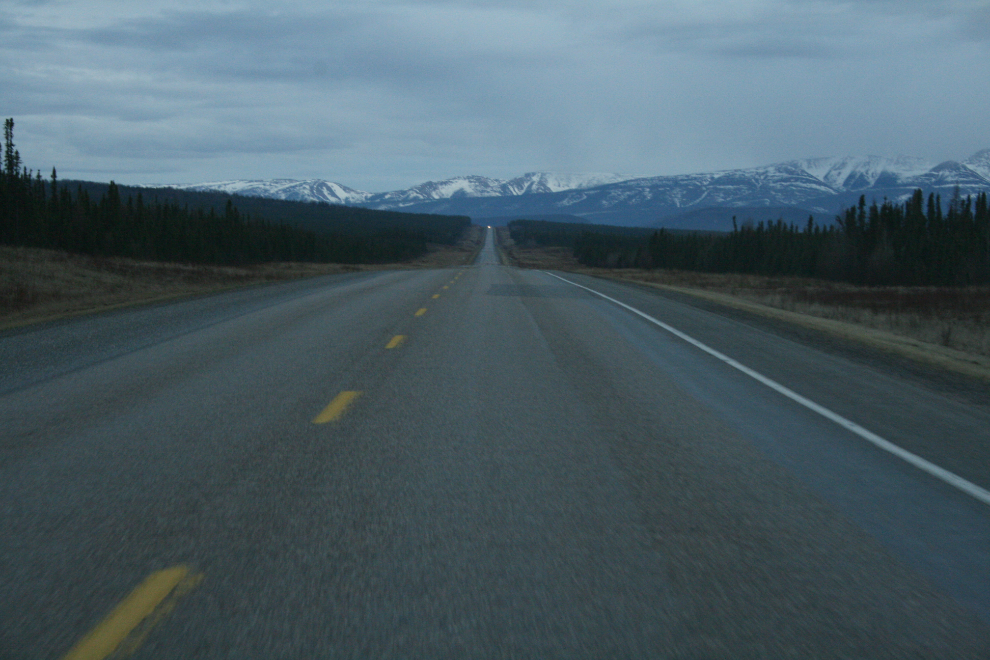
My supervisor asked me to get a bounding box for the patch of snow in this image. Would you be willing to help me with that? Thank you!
[962,149,990,182]
[792,155,934,190]
[153,179,372,204]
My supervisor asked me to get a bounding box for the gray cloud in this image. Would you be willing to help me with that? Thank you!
[2,1,988,190]
[617,17,846,61]
[960,4,990,42]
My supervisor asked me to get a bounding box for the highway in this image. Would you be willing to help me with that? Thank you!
[2,227,989,657]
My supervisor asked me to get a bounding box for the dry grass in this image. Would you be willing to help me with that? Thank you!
[497,234,990,368]
[407,225,485,268]
[0,228,483,330]
[496,228,583,270]
[602,269,990,359]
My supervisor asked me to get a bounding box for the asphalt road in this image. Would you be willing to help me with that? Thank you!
[2,228,989,658]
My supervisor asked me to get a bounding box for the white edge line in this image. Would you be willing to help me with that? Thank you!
[546,271,990,507]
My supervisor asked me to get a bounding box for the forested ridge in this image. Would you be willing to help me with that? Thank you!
[0,119,469,265]
[510,189,990,285]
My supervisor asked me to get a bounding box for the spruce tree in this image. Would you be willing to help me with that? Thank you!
[3,118,20,177]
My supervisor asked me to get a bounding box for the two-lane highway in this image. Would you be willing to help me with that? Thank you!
[2,227,989,657]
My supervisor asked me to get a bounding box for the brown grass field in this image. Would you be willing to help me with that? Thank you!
[496,229,990,377]
[0,226,483,330]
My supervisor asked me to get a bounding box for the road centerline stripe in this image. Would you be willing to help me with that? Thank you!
[313,391,362,424]
[61,566,201,660]
[415,307,428,316]
[546,271,990,508]
[432,294,440,299]
[385,335,406,349]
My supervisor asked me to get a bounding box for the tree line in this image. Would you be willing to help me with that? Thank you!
[1,118,470,265]
[509,189,990,285]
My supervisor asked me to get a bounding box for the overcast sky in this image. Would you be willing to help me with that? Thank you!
[3,0,989,191]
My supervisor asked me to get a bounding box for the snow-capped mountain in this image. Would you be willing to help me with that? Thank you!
[161,172,633,207]
[793,155,935,191]
[166,178,372,205]
[354,153,990,229]
[157,152,990,230]
[961,149,990,181]
[363,172,636,207]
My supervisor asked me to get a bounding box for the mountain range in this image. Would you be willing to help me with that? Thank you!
[159,150,990,231]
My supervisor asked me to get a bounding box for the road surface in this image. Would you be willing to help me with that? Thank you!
[2,228,989,657]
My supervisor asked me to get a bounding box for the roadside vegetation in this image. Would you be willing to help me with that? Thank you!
[0,117,478,327]
[0,227,482,329]
[509,189,990,286]
[1,118,470,266]
[498,226,990,362]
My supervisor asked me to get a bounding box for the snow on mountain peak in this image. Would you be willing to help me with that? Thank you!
[151,152,989,231]
[503,172,637,195]
[362,172,636,208]
[156,179,371,204]
[793,155,935,191]
[962,149,990,181]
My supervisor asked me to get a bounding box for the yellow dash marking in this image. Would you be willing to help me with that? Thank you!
[62,566,200,660]
[442,286,449,290]
[385,335,406,349]
[432,294,440,299]
[313,391,362,424]
[114,572,203,658]
[415,307,428,316]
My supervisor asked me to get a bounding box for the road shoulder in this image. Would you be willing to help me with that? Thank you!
[571,272,990,408]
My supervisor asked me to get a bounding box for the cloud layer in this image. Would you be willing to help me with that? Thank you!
[3,0,989,190]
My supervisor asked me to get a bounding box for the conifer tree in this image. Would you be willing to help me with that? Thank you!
[3,118,20,177]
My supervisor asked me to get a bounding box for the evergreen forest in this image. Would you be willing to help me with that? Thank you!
[510,188,990,285]
[1,119,470,265]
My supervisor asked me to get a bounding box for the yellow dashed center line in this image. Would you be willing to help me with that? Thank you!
[432,294,440,299]
[313,391,363,424]
[61,566,202,660]
[385,335,406,349]
[415,307,428,316]
[442,286,449,290]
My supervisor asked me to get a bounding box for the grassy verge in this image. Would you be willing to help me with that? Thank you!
[1,228,483,330]
[496,232,990,380]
